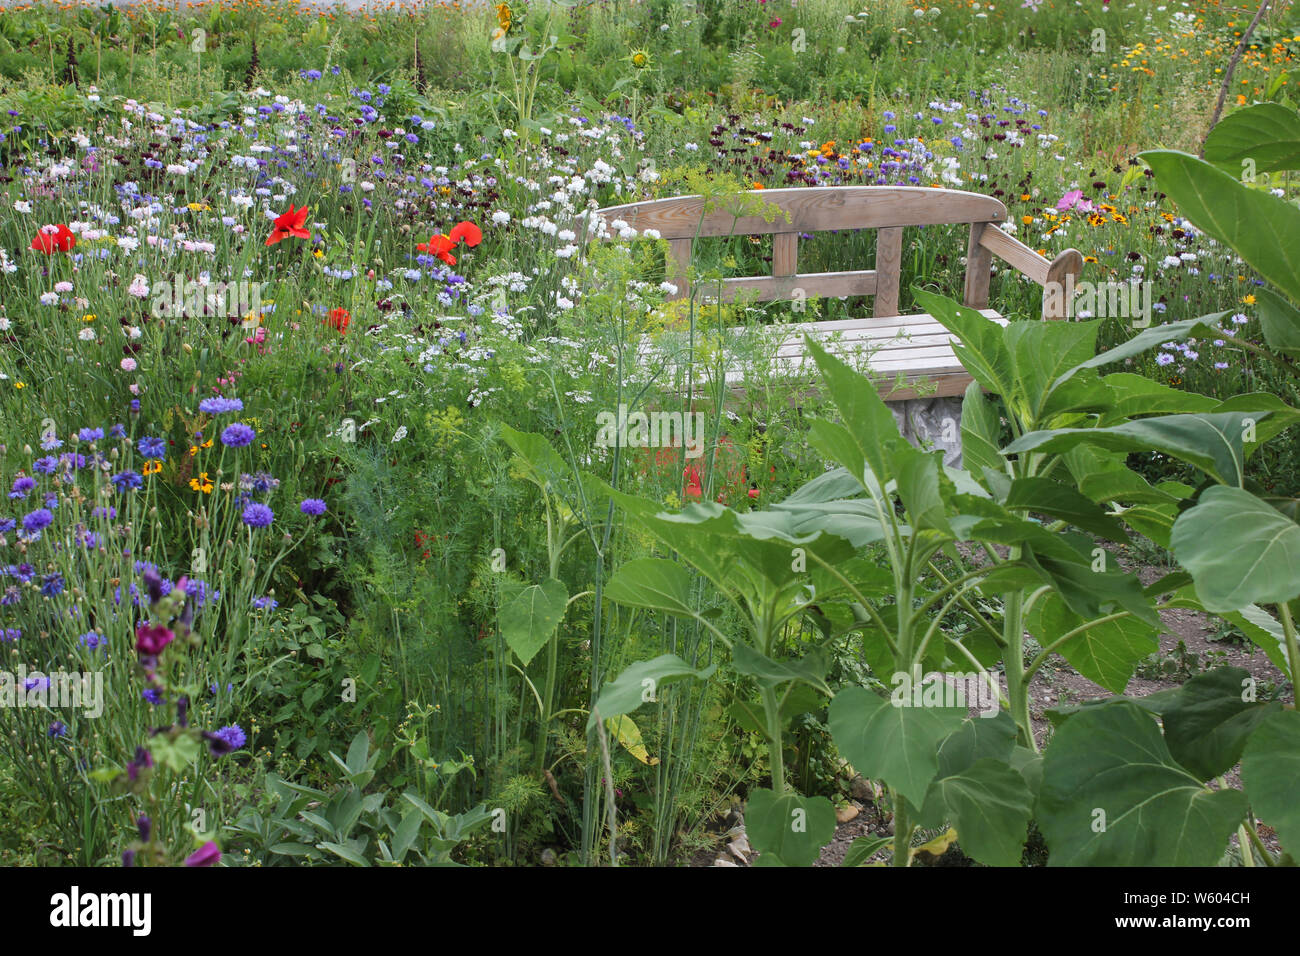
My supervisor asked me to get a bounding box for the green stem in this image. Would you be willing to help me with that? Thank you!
[1002,584,1035,751]
[891,791,910,866]
[761,683,785,794]
[1279,602,1299,692]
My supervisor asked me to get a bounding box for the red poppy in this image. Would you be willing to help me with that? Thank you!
[683,463,703,499]
[417,220,483,265]
[31,224,76,254]
[326,308,351,334]
[418,233,458,265]
[265,205,311,246]
[449,221,483,247]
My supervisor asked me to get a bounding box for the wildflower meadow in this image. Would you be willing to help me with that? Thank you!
[0,0,1297,903]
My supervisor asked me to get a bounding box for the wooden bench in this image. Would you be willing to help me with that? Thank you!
[589,185,1084,401]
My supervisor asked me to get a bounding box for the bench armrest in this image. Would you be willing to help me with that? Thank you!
[966,222,1083,319]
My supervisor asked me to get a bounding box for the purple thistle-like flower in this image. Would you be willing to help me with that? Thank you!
[220,423,256,448]
[242,502,274,528]
[300,498,327,516]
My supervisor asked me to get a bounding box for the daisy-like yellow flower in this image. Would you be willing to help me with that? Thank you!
[1243,294,1257,305]
[81,313,96,323]
[189,472,214,494]
[629,48,651,69]
[143,459,163,476]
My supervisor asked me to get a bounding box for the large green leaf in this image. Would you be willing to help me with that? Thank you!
[1005,412,1268,487]
[961,380,1005,488]
[935,710,1018,779]
[1096,372,1221,424]
[804,336,904,485]
[1037,701,1248,866]
[1203,102,1300,174]
[1003,476,1130,540]
[915,288,1013,397]
[1170,485,1300,612]
[920,758,1034,867]
[1160,667,1282,780]
[828,686,966,806]
[1255,286,1300,357]
[605,558,699,619]
[746,788,837,867]
[498,578,568,666]
[1140,149,1300,305]
[731,643,829,692]
[1028,594,1158,694]
[500,423,570,493]
[1241,710,1300,857]
[1003,317,1100,423]
[587,654,717,731]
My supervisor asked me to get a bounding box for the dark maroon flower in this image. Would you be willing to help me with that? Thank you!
[136,623,175,656]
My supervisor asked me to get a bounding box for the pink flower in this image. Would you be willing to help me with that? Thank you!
[185,841,221,867]
[120,358,137,372]
[1055,189,1094,213]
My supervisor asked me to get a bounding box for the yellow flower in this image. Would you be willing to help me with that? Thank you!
[1242,294,1257,305]
[313,248,324,259]
[13,382,24,390]
[495,2,512,31]
[189,472,213,494]
[143,459,163,476]
[81,313,96,323]
[1021,215,1034,225]
[630,48,651,69]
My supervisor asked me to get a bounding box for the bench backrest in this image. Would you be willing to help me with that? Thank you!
[591,185,1081,319]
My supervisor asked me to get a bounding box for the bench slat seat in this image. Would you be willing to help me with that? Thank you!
[589,185,1082,401]
[641,310,1004,401]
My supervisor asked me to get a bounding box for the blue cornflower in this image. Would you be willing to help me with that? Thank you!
[137,436,166,458]
[33,457,58,475]
[40,573,64,597]
[198,397,244,414]
[78,427,105,443]
[221,423,256,448]
[22,509,53,533]
[111,470,144,492]
[300,498,327,516]
[242,503,273,528]
[8,476,35,499]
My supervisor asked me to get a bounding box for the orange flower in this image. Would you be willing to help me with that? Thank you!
[327,307,351,334]
[266,205,311,246]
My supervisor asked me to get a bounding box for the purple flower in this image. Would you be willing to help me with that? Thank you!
[77,427,104,443]
[135,622,175,656]
[137,815,152,843]
[47,720,67,738]
[32,457,57,476]
[40,572,64,597]
[79,631,104,651]
[8,476,35,499]
[0,519,14,534]
[137,436,166,458]
[199,397,244,414]
[21,509,53,533]
[242,503,273,528]
[221,423,256,448]
[185,841,221,867]
[111,470,144,492]
[204,724,247,757]
[300,498,327,516]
